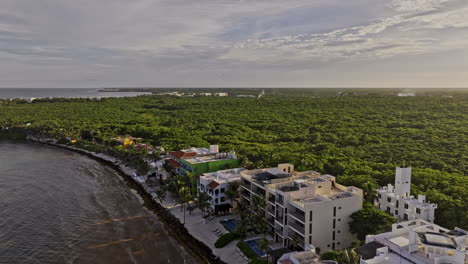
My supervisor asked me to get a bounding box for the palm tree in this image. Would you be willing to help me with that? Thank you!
[225,181,240,211]
[342,249,359,264]
[363,182,378,204]
[195,191,211,217]
[179,186,192,225]
[258,238,270,263]
[236,202,251,238]
[154,184,166,205]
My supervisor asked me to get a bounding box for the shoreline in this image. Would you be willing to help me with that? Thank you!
[29,139,225,264]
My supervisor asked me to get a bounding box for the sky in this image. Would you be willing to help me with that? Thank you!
[0,0,467,88]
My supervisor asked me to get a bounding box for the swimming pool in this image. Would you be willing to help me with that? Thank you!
[221,219,238,232]
[244,239,270,257]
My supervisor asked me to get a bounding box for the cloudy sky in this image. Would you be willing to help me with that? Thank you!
[1,0,467,88]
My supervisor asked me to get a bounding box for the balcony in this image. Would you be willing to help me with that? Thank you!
[275,225,283,234]
[241,179,251,189]
[267,217,275,226]
[289,209,305,223]
[288,221,305,234]
[268,195,275,204]
[267,205,275,215]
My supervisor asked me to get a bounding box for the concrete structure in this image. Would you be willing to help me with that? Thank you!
[199,168,245,212]
[357,219,467,264]
[167,145,238,176]
[376,167,437,222]
[240,164,363,253]
[277,245,331,264]
[214,92,229,96]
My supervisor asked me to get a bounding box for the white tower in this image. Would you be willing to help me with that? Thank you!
[394,167,411,197]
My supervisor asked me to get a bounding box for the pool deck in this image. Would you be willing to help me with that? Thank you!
[167,201,248,264]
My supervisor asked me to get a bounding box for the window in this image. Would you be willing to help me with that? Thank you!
[378,194,381,199]
[338,207,342,210]
[220,188,225,193]
[309,223,312,234]
[396,200,399,208]
[338,230,341,233]
[387,197,392,203]
[221,197,225,202]
[309,211,313,222]
[405,203,409,209]
[395,210,399,216]
[309,236,312,244]
[416,208,421,214]
[404,213,408,220]
[386,207,391,213]
[333,219,336,229]
[332,243,335,250]
[215,198,218,204]
[333,231,335,240]
[333,207,336,217]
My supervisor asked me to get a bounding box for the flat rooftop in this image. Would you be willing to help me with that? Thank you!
[183,153,236,164]
[253,168,290,182]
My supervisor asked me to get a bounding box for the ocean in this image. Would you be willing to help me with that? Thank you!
[0,88,151,99]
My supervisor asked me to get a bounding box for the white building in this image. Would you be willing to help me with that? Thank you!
[240,164,363,253]
[356,219,468,264]
[277,245,330,264]
[214,92,228,96]
[199,168,245,212]
[376,167,437,223]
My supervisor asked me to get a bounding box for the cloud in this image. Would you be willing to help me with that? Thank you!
[0,0,467,87]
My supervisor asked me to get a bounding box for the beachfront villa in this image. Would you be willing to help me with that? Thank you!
[356,219,468,264]
[198,168,245,213]
[240,164,363,253]
[167,145,238,176]
[376,167,437,223]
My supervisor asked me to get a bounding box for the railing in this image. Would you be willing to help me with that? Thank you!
[288,221,305,234]
[267,205,275,215]
[268,196,275,204]
[289,209,305,223]
[267,217,275,226]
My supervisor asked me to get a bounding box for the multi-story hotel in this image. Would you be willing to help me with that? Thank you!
[356,219,467,264]
[375,167,437,223]
[240,164,363,253]
[198,168,245,212]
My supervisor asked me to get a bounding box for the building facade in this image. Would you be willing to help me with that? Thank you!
[376,167,437,223]
[198,168,245,212]
[357,219,467,264]
[240,164,363,253]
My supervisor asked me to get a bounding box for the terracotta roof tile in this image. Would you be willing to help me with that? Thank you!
[167,159,181,168]
[207,181,220,189]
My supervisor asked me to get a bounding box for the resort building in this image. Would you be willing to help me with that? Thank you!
[376,167,437,223]
[356,219,468,264]
[198,168,245,212]
[167,145,238,176]
[240,164,363,253]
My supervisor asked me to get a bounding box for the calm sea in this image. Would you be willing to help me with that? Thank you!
[0,141,194,264]
[0,88,151,99]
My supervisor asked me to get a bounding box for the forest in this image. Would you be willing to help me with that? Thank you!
[0,89,466,229]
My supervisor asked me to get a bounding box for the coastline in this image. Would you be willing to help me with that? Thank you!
[29,138,225,264]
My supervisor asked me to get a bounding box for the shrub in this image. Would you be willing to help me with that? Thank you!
[236,241,257,259]
[214,232,239,248]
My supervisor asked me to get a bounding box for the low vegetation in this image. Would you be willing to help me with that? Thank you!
[214,232,239,248]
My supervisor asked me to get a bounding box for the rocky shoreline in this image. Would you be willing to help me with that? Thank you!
[30,139,226,264]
